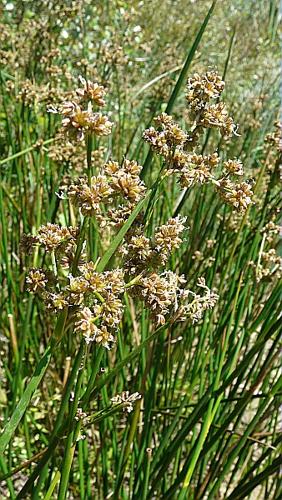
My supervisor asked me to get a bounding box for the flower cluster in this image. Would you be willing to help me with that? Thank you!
[143,72,253,212]
[186,71,225,110]
[21,224,79,269]
[70,266,125,347]
[25,212,216,336]
[24,73,220,350]
[48,76,113,141]
[179,277,219,324]
[186,71,236,137]
[178,153,219,188]
[111,391,142,413]
[75,77,106,106]
[216,180,254,213]
[143,113,187,158]
[120,216,187,273]
[68,159,146,226]
[223,159,244,176]
[119,216,218,326]
[36,224,78,252]
[26,268,49,293]
[26,260,125,349]
[137,271,187,325]
[198,102,235,138]
[132,273,218,326]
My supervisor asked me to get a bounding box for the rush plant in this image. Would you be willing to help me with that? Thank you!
[0,1,281,499]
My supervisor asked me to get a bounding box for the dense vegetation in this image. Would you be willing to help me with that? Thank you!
[0,1,281,498]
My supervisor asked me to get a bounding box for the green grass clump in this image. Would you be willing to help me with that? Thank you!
[0,1,281,498]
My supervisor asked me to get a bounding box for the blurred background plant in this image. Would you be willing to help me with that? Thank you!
[0,0,281,498]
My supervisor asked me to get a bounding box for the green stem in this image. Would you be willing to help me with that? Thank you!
[57,343,86,499]
[43,470,61,500]
[16,343,85,499]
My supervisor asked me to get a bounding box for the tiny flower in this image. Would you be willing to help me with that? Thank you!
[46,293,68,310]
[95,325,115,350]
[48,76,113,141]
[91,113,113,136]
[76,77,106,106]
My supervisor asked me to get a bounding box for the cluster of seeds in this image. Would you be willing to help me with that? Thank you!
[119,217,218,326]
[26,262,125,349]
[186,71,225,109]
[143,71,254,212]
[186,71,235,137]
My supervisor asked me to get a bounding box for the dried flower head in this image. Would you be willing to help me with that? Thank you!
[137,271,187,325]
[199,103,236,138]
[68,159,145,224]
[45,293,68,311]
[26,268,48,292]
[94,325,115,350]
[110,172,145,203]
[68,175,113,216]
[179,153,219,187]
[142,71,252,212]
[75,307,99,343]
[100,295,124,327]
